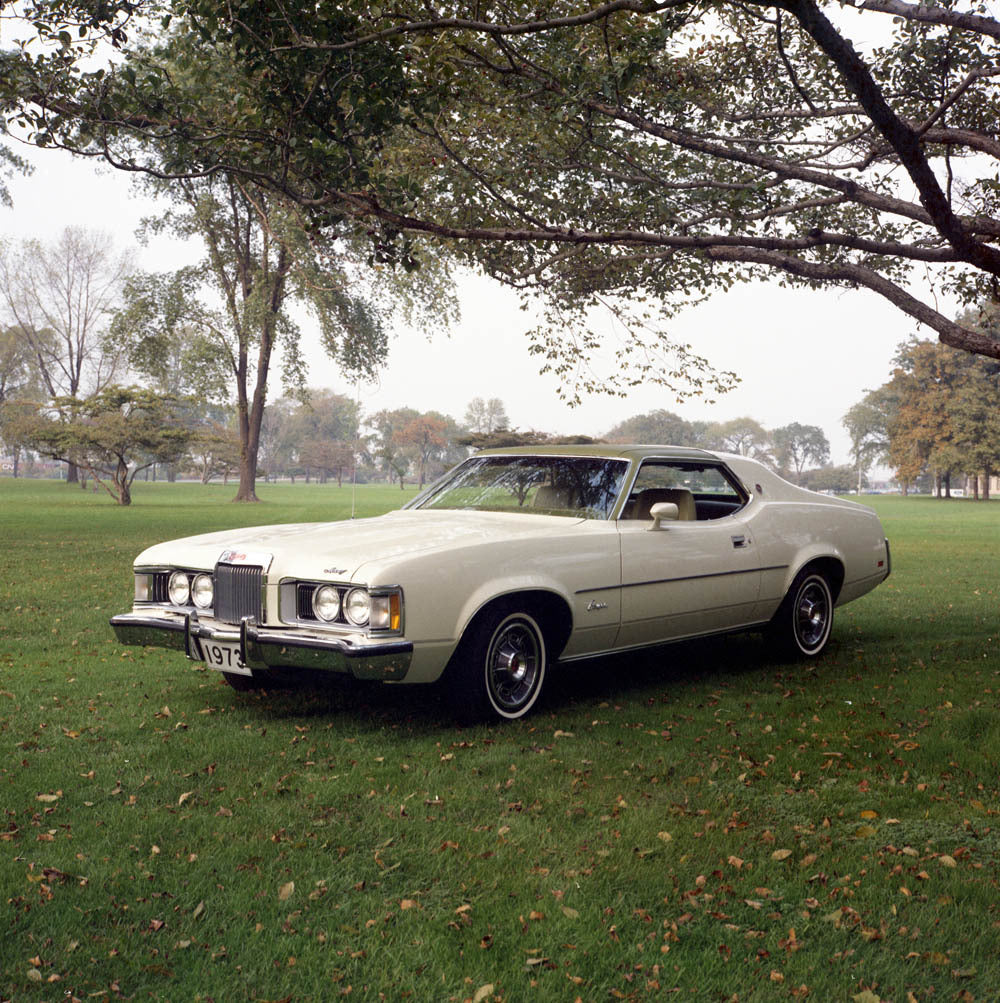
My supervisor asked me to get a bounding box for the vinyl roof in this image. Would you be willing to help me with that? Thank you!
[477,444,719,461]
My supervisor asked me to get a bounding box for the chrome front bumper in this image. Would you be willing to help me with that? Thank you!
[109,610,413,681]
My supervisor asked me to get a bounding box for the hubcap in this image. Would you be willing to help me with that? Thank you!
[487,619,541,713]
[795,581,829,650]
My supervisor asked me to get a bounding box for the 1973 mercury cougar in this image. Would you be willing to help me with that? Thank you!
[111,445,890,720]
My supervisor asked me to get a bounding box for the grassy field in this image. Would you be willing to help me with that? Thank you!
[1,480,998,1002]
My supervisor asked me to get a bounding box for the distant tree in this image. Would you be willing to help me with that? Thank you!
[772,424,830,485]
[298,439,356,486]
[843,392,893,497]
[464,397,509,435]
[370,408,420,488]
[0,228,131,482]
[883,339,968,497]
[257,398,296,483]
[605,410,705,446]
[455,429,601,450]
[707,418,774,465]
[0,325,43,476]
[8,386,191,504]
[186,410,241,485]
[947,309,1000,500]
[803,465,859,495]
[397,414,450,490]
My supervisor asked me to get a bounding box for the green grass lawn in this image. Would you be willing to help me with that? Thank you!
[1,481,998,1001]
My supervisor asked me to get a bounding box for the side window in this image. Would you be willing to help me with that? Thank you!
[621,461,747,521]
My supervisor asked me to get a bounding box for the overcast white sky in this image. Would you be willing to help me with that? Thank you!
[1,143,934,467]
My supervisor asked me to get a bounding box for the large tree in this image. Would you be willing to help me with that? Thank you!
[772,423,830,484]
[5,0,1000,386]
[8,385,192,504]
[0,227,130,480]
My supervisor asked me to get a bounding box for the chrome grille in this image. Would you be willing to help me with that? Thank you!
[214,563,263,624]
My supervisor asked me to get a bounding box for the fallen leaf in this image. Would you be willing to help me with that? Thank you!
[473,985,494,1003]
[852,992,881,1003]
[400,899,419,910]
[656,831,672,843]
[35,794,59,803]
[772,849,793,862]
[178,791,194,806]
[860,809,878,820]
[562,906,579,919]
[278,881,295,901]
[728,855,744,870]
[939,854,958,868]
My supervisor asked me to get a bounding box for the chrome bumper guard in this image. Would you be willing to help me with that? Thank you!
[109,611,412,681]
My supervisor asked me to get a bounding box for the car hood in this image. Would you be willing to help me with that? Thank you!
[134,508,589,582]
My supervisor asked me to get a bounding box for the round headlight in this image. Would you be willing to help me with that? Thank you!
[344,588,370,626]
[168,571,190,606]
[191,573,214,609]
[312,585,341,622]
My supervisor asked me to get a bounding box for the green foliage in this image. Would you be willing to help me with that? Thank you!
[605,409,707,447]
[7,386,192,504]
[772,423,830,484]
[860,329,1000,492]
[1,484,999,998]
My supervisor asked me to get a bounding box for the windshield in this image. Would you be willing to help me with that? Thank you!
[414,455,629,520]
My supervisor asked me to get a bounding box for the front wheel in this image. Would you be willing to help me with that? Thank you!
[771,570,834,658]
[447,607,548,721]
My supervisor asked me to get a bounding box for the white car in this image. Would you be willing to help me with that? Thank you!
[111,446,891,720]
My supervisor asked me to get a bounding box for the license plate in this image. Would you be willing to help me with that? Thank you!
[200,639,251,675]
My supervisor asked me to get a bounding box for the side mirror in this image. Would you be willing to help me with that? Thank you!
[648,501,679,530]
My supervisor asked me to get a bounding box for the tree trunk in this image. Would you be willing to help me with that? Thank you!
[67,459,79,483]
[11,448,18,478]
[114,459,132,505]
[985,468,992,502]
[972,475,980,501]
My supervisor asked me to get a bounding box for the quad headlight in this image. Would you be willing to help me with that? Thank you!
[191,573,214,609]
[312,584,342,622]
[168,571,191,606]
[344,588,371,626]
[285,582,403,633]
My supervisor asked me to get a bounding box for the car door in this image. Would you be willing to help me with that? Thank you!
[614,459,762,648]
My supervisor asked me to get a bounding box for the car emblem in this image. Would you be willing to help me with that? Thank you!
[324,567,348,576]
[586,599,608,611]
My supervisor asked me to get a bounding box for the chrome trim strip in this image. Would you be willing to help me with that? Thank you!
[575,564,789,595]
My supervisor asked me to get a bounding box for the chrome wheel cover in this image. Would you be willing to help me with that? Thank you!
[485,615,543,715]
[794,577,831,653]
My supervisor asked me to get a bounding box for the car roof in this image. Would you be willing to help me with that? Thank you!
[476,444,720,462]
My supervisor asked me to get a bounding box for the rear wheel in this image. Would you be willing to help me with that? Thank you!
[447,606,548,721]
[771,569,834,658]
